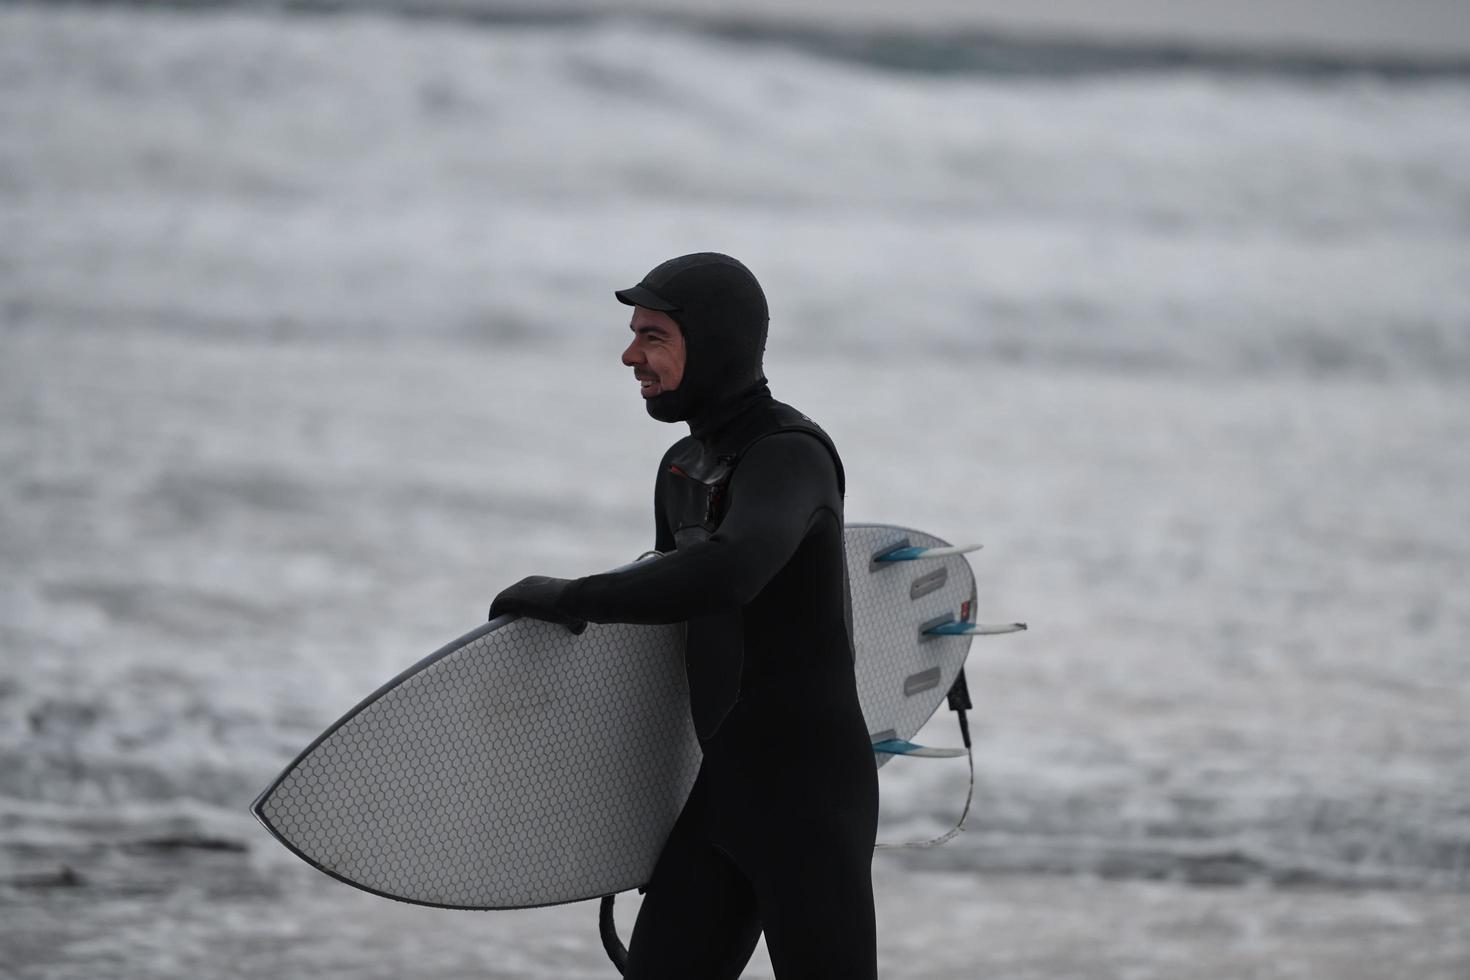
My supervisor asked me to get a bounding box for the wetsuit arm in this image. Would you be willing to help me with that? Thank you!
[559,433,839,625]
[652,454,675,554]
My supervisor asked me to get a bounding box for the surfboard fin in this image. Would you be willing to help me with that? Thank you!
[871,738,967,758]
[873,542,982,562]
[924,620,1027,636]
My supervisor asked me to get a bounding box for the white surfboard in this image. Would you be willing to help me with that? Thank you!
[252,524,984,910]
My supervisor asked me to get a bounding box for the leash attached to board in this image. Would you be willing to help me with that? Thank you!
[600,893,630,975]
[874,668,976,850]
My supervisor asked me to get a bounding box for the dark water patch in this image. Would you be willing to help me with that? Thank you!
[898,837,1470,893]
[120,833,249,854]
[2,814,270,901]
[15,477,96,504]
[2,811,250,856]
[144,467,324,529]
[37,0,1470,80]
[697,20,1470,81]
[27,699,103,738]
[882,775,1470,895]
[814,324,1470,385]
[382,478,610,526]
[1,743,267,810]
[2,864,87,889]
[39,579,278,638]
[3,846,270,903]
[20,305,554,352]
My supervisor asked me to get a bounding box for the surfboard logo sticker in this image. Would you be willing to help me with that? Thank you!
[909,567,948,600]
[903,667,942,696]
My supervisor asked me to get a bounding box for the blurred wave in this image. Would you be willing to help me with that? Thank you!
[4,5,1469,380]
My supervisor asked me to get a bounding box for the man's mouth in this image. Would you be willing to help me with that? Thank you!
[636,374,662,398]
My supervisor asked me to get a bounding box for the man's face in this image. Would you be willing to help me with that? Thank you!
[621,307,685,400]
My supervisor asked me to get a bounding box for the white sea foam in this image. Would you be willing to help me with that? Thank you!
[3,5,1468,376]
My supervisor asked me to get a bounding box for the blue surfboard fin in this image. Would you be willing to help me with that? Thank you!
[924,620,1027,637]
[871,738,967,759]
[873,543,982,562]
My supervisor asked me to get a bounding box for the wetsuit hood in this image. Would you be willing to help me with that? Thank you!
[616,253,769,426]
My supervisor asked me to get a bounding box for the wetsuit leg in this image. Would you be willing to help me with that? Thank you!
[623,839,762,980]
[749,837,877,980]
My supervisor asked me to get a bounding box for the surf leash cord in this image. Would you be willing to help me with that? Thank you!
[599,893,630,975]
[874,667,975,850]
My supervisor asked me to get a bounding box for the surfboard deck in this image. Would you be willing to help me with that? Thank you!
[252,523,979,910]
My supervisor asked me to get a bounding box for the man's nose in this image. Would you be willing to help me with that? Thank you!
[621,340,642,366]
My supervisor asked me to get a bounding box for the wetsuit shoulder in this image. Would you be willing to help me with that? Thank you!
[744,400,845,499]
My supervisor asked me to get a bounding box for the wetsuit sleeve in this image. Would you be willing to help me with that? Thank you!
[653,454,675,554]
[559,432,839,625]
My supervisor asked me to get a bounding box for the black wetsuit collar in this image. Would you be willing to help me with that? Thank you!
[688,380,772,441]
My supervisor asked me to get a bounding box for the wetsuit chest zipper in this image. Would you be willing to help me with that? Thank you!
[704,455,737,525]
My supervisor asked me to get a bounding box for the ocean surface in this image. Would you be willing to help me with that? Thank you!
[2,3,1468,977]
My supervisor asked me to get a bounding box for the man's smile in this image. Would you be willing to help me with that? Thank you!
[636,372,663,398]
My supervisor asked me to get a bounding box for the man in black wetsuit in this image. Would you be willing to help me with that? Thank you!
[490,253,878,980]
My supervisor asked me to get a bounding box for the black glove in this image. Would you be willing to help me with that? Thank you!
[489,575,586,634]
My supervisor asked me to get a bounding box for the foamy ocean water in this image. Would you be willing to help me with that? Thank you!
[2,3,1469,977]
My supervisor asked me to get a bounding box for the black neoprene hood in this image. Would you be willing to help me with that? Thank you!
[616,253,770,425]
